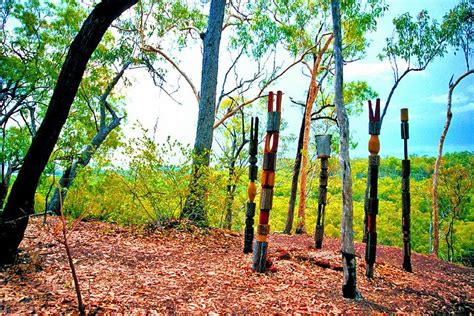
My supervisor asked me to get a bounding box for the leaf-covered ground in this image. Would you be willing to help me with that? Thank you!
[1,217,472,313]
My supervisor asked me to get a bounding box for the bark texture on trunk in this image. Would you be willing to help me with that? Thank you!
[283,111,305,234]
[181,0,226,224]
[431,69,473,257]
[296,75,318,234]
[0,0,138,264]
[296,36,333,234]
[331,0,357,298]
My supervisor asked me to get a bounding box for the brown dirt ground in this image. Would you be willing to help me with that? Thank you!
[0,217,472,313]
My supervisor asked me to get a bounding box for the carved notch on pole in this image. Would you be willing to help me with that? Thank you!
[365,98,381,278]
[315,134,331,249]
[253,91,282,272]
[243,117,259,253]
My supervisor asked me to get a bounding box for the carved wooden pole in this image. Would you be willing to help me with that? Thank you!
[315,134,331,249]
[401,108,413,272]
[253,91,282,272]
[243,117,259,253]
[365,98,381,278]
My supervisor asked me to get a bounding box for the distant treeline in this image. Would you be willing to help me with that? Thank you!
[31,147,473,265]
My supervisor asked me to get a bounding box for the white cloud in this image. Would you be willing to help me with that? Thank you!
[453,102,474,114]
[345,61,393,81]
[428,93,448,104]
[428,92,471,105]
[466,84,474,93]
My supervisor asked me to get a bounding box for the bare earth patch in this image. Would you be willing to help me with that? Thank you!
[0,217,472,313]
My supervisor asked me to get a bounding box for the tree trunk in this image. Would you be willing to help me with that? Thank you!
[331,0,357,299]
[47,116,121,214]
[182,0,226,225]
[0,165,14,208]
[0,0,137,265]
[296,35,333,234]
[431,69,473,257]
[0,181,7,208]
[224,164,236,230]
[283,109,305,234]
[48,61,130,214]
[446,217,454,261]
[296,66,318,234]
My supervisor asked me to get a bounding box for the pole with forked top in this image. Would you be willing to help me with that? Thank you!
[253,91,282,272]
[365,98,381,278]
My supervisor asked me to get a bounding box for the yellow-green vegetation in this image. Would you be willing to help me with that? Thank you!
[33,135,473,265]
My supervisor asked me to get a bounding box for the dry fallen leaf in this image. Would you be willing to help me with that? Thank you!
[0,217,472,314]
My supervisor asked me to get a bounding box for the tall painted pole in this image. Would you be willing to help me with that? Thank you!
[253,91,282,272]
[365,98,381,278]
[243,117,259,253]
[315,134,331,249]
[401,108,412,272]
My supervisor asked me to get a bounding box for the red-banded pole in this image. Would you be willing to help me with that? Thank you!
[400,108,412,272]
[365,98,381,278]
[315,134,332,249]
[243,117,259,253]
[253,91,282,272]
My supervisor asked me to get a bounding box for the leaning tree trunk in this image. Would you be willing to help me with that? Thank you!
[47,115,121,214]
[296,36,333,234]
[283,109,305,234]
[0,0,138,264]
[47,61,130,214]
[0,164,15,208]
[331,0,357,299]
[181,0,226,225]
[296,61,319,234]
[431,69,473,257]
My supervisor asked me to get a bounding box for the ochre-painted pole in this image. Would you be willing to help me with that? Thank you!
[365,98,381,278]
[253,91,282,272]
[400,108,413,272]
[315,134,331,249]
[243,117,259,253]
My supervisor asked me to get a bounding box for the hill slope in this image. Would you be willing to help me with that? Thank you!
[0,218,472,313]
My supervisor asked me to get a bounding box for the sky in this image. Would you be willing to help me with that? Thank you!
[124,0,473,159]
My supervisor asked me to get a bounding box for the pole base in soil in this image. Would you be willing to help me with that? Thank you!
[243,232,253,254]
[366,264,374,278]
[403,257,412,272]
[342,251,357,298]
[315,225,324,249]
[253,240,268,272]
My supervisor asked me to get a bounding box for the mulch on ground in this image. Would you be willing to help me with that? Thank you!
[1,217,472,313]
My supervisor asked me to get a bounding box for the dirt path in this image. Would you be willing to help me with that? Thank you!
[1,218,472,313]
